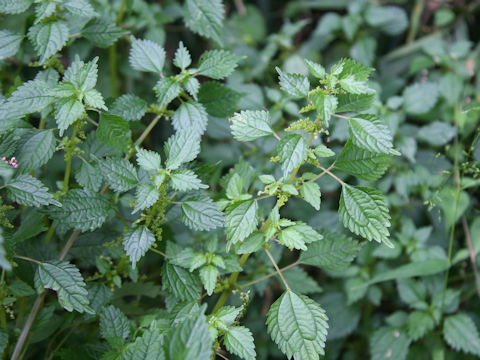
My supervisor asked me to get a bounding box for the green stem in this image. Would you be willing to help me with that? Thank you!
[264,248,290,290]
[288,133,313,183]
[134,114,162,148]
[109,46,119,98]
[44,225,55,243]
[239,261,299,289]
[317,165,345,185]
[63,126,78,193]
[406,0,425,44]
[38,117,46,130]
[14,255,42,265]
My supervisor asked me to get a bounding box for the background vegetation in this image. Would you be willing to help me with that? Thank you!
[0,0,480,359]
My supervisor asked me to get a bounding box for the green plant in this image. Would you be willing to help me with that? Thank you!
[1,1,480,360]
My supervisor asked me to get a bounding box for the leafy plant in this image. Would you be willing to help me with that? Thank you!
[0,1,480,360]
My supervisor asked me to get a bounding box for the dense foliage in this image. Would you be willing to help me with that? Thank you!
[0,0,480,359]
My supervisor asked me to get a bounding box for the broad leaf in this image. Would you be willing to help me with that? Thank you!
[171,169,208,191]
[224,326,256,360]
[403,82,438,115]
[7,174,60,207]
[97,113,131,152]
[277,134,308,177]
[300,182,321,210]
[443,313,480,356]
[312,92,337,125]
[28,21,68,64]
[129,38,166,74]
[183,0,224,45]
[0,0,33,14]
[337,93,375,112]
[123,226,156,269]
[172,101,208,135]
[55,97,84,135]
[100,305,130,340]
[133,184,159,214]
[123,330,164,360]
[225,200,258,247]
[162,262,202,301]
[195,50,240,79]
[370,327,410,360]
[16,130,56,173]
[278,222,322,251]
[0,30,23,60]
[110,94,147,122]
[230,110,273,142]
[407,311,434,341]
[82,18,127,48]
[165,130,200,170]
[155,77,182,108]
[173,41,191,70]
[181,196,224,231]
[199,265,218,295]
[136,148,162,172]
[276,67,310,98]
[100,158,138,192]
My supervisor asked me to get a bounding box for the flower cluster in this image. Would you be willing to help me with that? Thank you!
[1,156,18,168]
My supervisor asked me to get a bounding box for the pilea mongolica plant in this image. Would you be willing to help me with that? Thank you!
[1,0,480,360]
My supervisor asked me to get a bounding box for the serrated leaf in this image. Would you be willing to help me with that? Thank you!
[28,21,68,64]
[82,18,127,48]
[282,267,322,294]
[35,261,93,314]
[0,30,23,60]
[266,290,328,359]
[172,101,208,136]
[0,0,33,14]
[63,0,96,18]
[225,199,257,247]
[35,2,56,24]
[337,93,375,112]
[235,231,264,255]
[136,148,161,172]
[100,305,130,340]
[55,97,84,135]
[7,174,60,207]
[339,185,392,247]
[277,134,308,177]
[279,222,322,251]
[123,226,156,269]
[199,265,218,296]
[0,79,55,120]
[348,114,400,155]
[312,92,337,125]
[129,37,165,73]
[133,184,159,214]
[174,41,191,70]
[299,231,360,271]
[230,110,273,142]
[370,327,410,360]
[305,59,325,79]
[417,121,457,146]
[337,58,373,81]
[181,196,224,231]
[403,82,439,115]
[16,130,56,173]
[335,140,392,181]
[164,306,212,359]
[123,330,164,360]
[396,278,427,309]
[407,311,434,341]
[63,56,98,92]
[184,77,200,100]
[110,94,147,121]
[162,262,202,301]
[276,67,310,98]
[155,77,182,108]
[164,130,200,170]
[198,81,241,118]
[224,326,256,360]
[338,76,370,94]
[300,182,321,210]
[170,169,208,191]
[214,306,242,326]
[100,158,138,192]
[84,89,107,110]
[49,189,111,232]
[313,144,335,158]
[443,313,480,356]
[183,0,224,45]
[75,162,103,191]
[195,50,240,79]
[97,113,131,152]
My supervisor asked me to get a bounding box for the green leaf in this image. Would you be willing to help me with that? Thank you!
[214,306,242,326]
[28,21,69,64]
[16,130,56,173]
[129,38,165,74]
[299,231,360,271]
[49,189,111,232]
[100,158,138,192]
[184,77,200,100]
[0,79,55,120]
[100,305,130,340]
[136,148,161,172]
[133,184,159,214]
[75,162,103,192]
[335,140,392,181]
[236,231,264,255]
[110,94,147,122]
[282,267,322,294]
[84,89,107,110]
[34,1,56,23]
[183,0,224,46]
[443,313,480,356]
[170,169,208,191]
[225,200,258,247]
[7,174,60,207]
[337,93,375,112]
[164,130,200,170]
[97,113,131,152]
[347,114,400,155]
[300,182,321,210]
[0,0,33,14]
[339,185,392,247]
[172,101,208,136]
[173,41,191,70]
[35,261,93,314]
[279,222,322,251]
[403,82,439,115]
[199,265,218,296]
[63,56,99,92]
[407,311,434,341]
[276,67,310,98]
[63,0,97,18]
[312,92,337,124]
[55,97,84,136]
[266,290,328,359]
[305,59,325,79]
[155,77,182,108]
[123,330,164,360]
[277,134,308,177]
[417,121,456,146]
[181,196,224,231]
[0,30,23,60]
[82,18,127,48]
[224,326,256,360]
[195,50,240,79]
[338,76,370,94]
[162,262,202,301]
[0,229,12,271]
[396,279,427,309]
[313,144,335,158]
[337,58,373,81]
[370,327,410,360]
[164,306,212,360]
[230,110,273,142]
[198,81,241,118]
[123,226,156,269]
